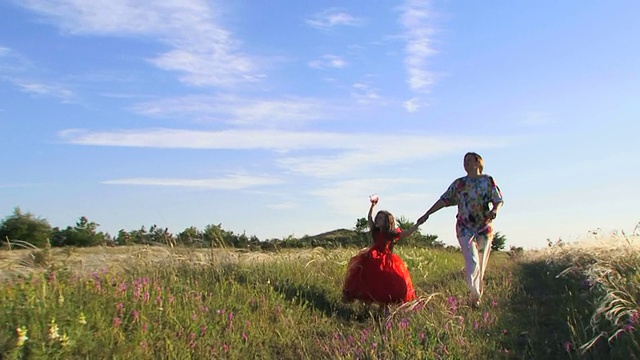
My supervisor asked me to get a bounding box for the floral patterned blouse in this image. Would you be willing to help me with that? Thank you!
[440,175,503,233]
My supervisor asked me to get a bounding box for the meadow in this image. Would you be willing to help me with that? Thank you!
[1,235,638,359]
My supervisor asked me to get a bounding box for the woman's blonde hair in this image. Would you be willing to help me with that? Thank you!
[465,152,484,173]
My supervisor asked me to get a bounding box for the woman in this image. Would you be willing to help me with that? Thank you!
[342,195,420,306]
[417,152,503,307]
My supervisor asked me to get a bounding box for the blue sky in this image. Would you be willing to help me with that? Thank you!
[1,0,638,249]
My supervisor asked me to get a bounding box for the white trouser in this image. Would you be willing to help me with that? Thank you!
[457,229,493,300]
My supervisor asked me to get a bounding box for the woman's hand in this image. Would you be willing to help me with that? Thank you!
[488,209,497,220]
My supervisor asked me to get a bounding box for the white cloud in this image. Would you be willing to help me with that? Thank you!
[351,82,380,104]
[306,9,363,29]
[400,0,438,95]
[279,134,511,176]
[102,174,282,189]
[0,46,75,102]
[19,0,262,88]
[15,81,75,103]
[132,95,337,128]
[308,55,348,69]
[403,97,420,112]
[58,128,360,150]
[311,178,427,216]
[59,127,514,177]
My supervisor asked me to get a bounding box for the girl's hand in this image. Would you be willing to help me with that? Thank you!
[369,194,379,205]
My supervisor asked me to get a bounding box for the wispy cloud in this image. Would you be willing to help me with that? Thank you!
[102,174,282,190]
[59,127,514,176]
[20,0,262,88]
[279,134,511,176]
[306,9,363,29]
[0,47,76,102]
[403,97,420,112]
[132,95,338,128]
[15,81,75,103]
[308,54,348,69]
[0,46,30,72]
[58,128,357,150]
[312,178,427,216]
[351,82,380,104]
[399,0,438,111]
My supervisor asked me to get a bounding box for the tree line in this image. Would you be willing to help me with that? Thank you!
[0,207,507,251]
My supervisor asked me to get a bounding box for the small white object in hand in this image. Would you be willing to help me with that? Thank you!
[369,194,379,203]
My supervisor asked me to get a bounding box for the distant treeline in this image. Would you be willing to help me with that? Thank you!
[0,207,463,251]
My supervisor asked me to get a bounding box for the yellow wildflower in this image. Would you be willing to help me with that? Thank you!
[16,326,28,346]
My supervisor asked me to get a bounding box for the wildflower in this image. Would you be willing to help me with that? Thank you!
[117,302,124,316]
[385,320,392,330]
[78,312,87,325]
[564,341,572,352]
[113,317,121,329]
[242,332,248,342]
[48,319,60,341]
[132,309,140,322]
[447,296,459,314]
[57,292,65,305]
[60,332,70,347]
[16,326,28,346]
[440,344,450,355]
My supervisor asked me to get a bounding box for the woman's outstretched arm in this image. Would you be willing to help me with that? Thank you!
[418,199,446,224]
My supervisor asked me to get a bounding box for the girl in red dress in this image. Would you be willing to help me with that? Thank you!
[341,194,420,305]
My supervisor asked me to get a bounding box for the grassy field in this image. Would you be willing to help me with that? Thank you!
[1,236,639,359]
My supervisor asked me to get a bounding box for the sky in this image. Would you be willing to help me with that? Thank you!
[1,0,638,249]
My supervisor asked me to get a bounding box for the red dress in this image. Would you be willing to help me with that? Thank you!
[342,228,416,304]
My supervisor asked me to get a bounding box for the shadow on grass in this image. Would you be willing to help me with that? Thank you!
[271,282,374,323]
[498,259,611,360]
[215,263,372,323]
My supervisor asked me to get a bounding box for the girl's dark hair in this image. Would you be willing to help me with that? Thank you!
[371,210,397,239]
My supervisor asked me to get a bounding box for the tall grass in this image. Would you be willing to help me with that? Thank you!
[1,239,638,359]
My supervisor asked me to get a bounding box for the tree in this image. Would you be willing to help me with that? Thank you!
[54,216,106,247]
[395,216,443,248]
[491,231,507,251]
[0,207,52,248]
[354,217,369,233]
[178,226,201,246]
